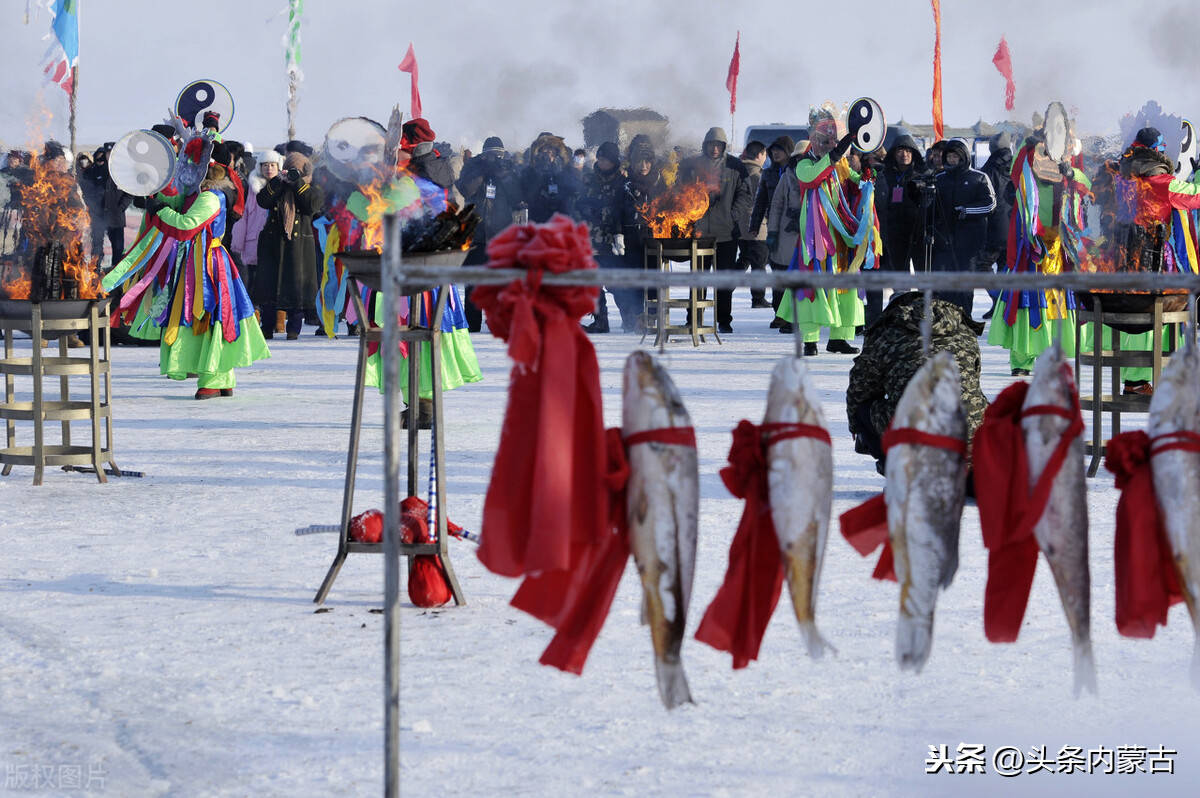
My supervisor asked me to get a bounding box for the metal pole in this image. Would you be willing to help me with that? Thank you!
[921,289,933,357]
[68,65,77,160]
[381,214,403,798]
[1189,292,1197,351]
[790,287,802,358]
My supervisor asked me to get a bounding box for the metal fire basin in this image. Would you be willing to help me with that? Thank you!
[334,250,467,293]
[0,298,123,484]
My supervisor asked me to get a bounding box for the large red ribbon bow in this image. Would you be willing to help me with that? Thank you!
[695,420,831,669]
[839,427,967,581]
[1105,430,1192,638]
[972,381,1084,642]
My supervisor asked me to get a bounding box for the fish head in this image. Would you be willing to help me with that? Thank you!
[896,351,963,432]
[765,355,824,426]
[623,350,688,433]
[1028,343,1077,408]
[1150,345,1200,431]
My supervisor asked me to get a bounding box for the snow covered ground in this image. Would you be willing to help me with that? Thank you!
[1,289,1198,797]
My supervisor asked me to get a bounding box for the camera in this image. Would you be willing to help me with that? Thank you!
[285,168,302,183]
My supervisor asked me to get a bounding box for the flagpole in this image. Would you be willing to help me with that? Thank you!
[68,64,77,158]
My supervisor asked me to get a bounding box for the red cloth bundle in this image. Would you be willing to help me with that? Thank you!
[470,215,609,635]
[1105,431,1188,638]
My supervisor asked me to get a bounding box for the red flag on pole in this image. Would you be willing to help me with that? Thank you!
[725,32,740,115]
[992,36,1015,112]
[931,0,944,141]
[397,42,423,121]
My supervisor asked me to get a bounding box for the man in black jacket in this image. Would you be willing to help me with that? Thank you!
[456,137,523,331]
[749,135,794,323]
[678,126,751,333]
[930,139,996,317]
[977,132,1014,319]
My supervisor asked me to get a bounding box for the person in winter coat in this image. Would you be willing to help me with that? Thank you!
[766,141,809,334]
[978,132,1014,269]
[977,132,1014,319]
[677,126,751,333]
[750,135,795,323]
[80,145,133,267]
[846,291,986,474]
[577,141,635,333]
[930,138,996,316]
[254,151,324,340]
[879,135,926,273]
[619,137,667,329]
[410,141,456,193]
[520,133,579,223]
[737,141,772,309]
[230,149,282,301]
[457,136,523,332]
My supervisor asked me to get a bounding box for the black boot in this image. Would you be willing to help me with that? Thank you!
[583,316,610,334]
[803,341,818,356]
[826,339,859,354]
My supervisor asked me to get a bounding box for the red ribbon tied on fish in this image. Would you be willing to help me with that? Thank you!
[1105,430,1191,638]
[839,427,967,582]
[514,426,696,675]
[473,214,605,595]
[695,420,831,669]
[972,381,1084,642]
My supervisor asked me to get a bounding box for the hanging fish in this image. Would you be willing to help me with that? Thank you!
[1022,344,1096,696]
[624,351,698,709]
[886,351,967,672]
[1149,344,1200,687]
[765,356,835,657]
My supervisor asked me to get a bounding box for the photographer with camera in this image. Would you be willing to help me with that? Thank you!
[254,151,324,340]
[927,139,995,319]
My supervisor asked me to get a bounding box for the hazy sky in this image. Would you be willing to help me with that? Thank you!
[2,0,1198,155]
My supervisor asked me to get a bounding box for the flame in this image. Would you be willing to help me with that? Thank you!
[639,181,711,239]
[359,178,392,252]
[354,165,450,253]
[0,266,31,300]
[0,141,105,300]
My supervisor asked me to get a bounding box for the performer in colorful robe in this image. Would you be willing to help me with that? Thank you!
[101,127,269,399]
[775,105,880,356]
[1080,126,1200,393]
[344,171,480,424]
[987,128,1090,376]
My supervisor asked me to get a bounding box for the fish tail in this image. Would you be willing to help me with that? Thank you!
[798,621,837,660]
[1072,639,1098,698]
[896,615,933,673]
[655,659,694,710]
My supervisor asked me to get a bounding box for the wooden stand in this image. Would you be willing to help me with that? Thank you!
[1075,294,1189,477]
[312,254,466,607]
[0,299,121,485]
[641,238,721,347]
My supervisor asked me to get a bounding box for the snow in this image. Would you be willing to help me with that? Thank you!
[2,290,1199,797]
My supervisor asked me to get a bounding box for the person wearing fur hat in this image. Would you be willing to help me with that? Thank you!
[774,107,881,355]
[253,151,324,340]
[521,133,579,223]
[101,128,270,399]
[677,126,751,333]
[230,149,283,302]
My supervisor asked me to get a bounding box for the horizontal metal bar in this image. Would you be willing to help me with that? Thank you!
[394,265,1200,294]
